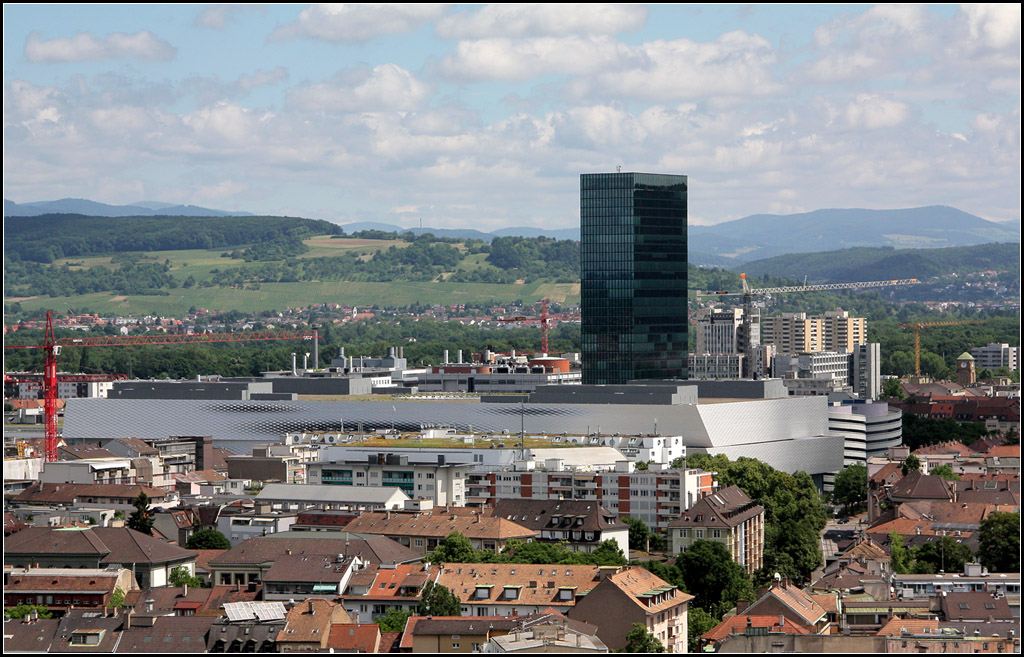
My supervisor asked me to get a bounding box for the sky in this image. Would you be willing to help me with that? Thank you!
[3,4,1020,230]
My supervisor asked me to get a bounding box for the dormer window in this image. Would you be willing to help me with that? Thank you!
[475,585,492,599]
[503,586,521,600]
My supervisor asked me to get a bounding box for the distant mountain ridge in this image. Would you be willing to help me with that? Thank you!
[689,206,1018,265]
[4,198,253,218]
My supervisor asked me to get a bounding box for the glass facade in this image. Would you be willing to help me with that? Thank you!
[581,172,688,384]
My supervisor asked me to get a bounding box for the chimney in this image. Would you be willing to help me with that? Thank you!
[183,583,188,597]
[291,353,298,376]
[779,614,784,630]
[308,599,314,614]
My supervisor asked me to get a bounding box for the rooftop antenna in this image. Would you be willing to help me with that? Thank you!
[616,165,622,173]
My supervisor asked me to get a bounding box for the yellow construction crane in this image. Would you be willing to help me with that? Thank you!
[696,275,920,378]
[898,320,986,376]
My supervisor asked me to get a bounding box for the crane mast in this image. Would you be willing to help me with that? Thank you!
[4,312,318,462]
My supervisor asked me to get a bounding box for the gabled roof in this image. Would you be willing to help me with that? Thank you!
[600,566,693,614]
[345,509,536,542]
[491,499,622,533]
[4,527,197,566]
[1,617,60,652]
[342,563,436,600]
[14,482,173,505]
[940,592,1013,622]
[208,533,421,568]
[277,599,351,644]
[116,615,216,653]
[436,563,602,608]
[327,622,381,652]
[703,614,811,642]
[840,536,890,562]
[668,485,764,529]
[746,582,827,627]
[876,616,941,636]
[888,471,954,502]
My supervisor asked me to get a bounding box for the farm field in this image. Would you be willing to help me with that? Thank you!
[10,280,581,316]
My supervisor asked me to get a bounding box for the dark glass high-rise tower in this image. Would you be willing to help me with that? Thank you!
[580,172,688,384]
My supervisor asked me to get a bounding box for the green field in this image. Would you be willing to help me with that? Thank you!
[10,279,580,316]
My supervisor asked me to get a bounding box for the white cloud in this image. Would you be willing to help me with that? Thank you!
[439,30,781,104]
[438,35,633,81]
[288,64,431,112]
[958,4,1021,50]
[436,4,647,39]
[271,4,447,42]
[844,94,911,130]
[194,4,266,29]
[24,31,176,63]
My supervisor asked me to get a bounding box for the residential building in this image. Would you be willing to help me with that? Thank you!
[851,342,882,400]
[580,172,688,384]
[491,499,629,559]
[401,616,518,653]
[262,554,365,602]
[342,562,437,622]
[489,609,608,653]
[207,533,420,586]
[436,563,604,617]
[307,452,470,506]
[892,563,1021,601]
[762,310,866,354]
[4,567,137,610]
[740,578,835,635]
[569,566,693,653]
[275,598,353,652]
[3,526,198,589]
[343,507,536,556]
[217,507,297,546]
[12,482,179,510]
[668,485,765,574]
[226,445,308,484]
[39,458,138,486]
[971,343,1018,372]
[254,482,411,512]
[470,462,716,532]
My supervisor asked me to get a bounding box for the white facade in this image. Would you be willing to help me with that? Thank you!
[688,353,744,380]
[971,343,1019,371]
[774,351,851,395]
[828,401,903,464]
[219,512,297,546]
[39,458,137,486]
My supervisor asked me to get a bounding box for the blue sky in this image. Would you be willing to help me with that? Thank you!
[3,4,1020,230]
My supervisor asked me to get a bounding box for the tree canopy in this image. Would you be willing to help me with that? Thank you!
[127,492,154,535]
[677,540,756,619]
[185,529,231,550]
[417,581,462,616]
[977,512,1020,573]
[832,463,867,510]
[685,454,826,584]
[624,623,664,653]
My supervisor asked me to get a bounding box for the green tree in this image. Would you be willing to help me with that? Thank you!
[911,536,973,574]
[109,587,126,609]
[928,464,960,481]
[374,607,413,632]
[127,492,154,535]
[417,581,462,616]
[688,607,717,653]
[902,454,921,476]
[881,377,906,400]
[185,529,231,550]
[624,516,651,552]
[977,512,1020,573]
[5,604,53,619]
[624,622,664,653]
[635,460,649,471]
[429,531,482,563]
[678,540,755,618]
[590,539,627,566]
[890,531,912,575]
[832,463,867,510]
[169,565,206,588]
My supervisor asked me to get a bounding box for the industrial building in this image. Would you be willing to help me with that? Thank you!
[63,380,847,486]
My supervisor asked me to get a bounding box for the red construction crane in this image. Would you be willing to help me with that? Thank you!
[4,312,318,463]
[497,299,579,354]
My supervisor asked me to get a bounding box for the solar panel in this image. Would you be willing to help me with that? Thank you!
[223,601,287,622]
